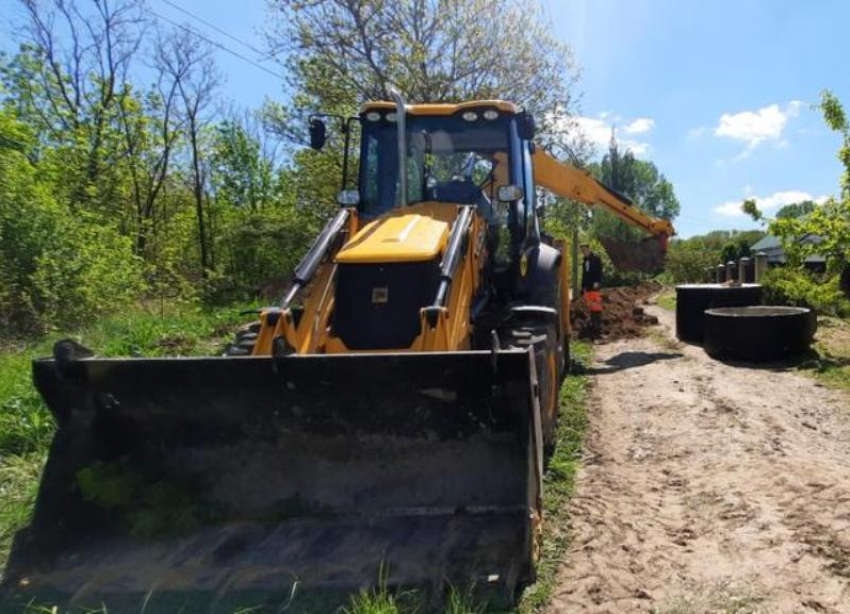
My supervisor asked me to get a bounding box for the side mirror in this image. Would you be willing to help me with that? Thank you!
[518,112,536,140]
[337,189,360,206]
[309,118,326,150]
[498,184,523,202]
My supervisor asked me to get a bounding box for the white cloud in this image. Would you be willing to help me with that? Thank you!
[573,114,654,156]
[713,190,828,217]
[714,101,802,150]
[622,118,654,134]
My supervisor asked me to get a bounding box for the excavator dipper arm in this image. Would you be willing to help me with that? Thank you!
[532,149,675,269]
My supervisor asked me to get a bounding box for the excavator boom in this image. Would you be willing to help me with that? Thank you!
[533,149,675,272]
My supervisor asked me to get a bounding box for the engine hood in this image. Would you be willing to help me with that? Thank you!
[336,203,459,264]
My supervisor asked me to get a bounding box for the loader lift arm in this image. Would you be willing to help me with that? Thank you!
[532,149,675,246]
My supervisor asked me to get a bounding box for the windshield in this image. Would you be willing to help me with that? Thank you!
[358,113,512,217]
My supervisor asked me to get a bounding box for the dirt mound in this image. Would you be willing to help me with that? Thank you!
[571,281,662,340]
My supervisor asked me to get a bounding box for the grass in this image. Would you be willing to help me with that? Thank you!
[806,316,850,390]
[650,580,763,614]
[781,315,850,391]
[515,341,592,614]
[656,287,677,312]
[0,451,45,566]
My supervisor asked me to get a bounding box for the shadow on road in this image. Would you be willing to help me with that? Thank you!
[582,351,683,375]
[714,347,849,372]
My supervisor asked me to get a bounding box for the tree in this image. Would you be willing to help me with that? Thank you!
[156,30,220,275]
[587,133,680,243]
[744,92,850,272]
[11,0,145,213]
[265,0,586,159]
[776,200,817,219]
[0,107,144,331]
[741,91,850,308]
[597,132,680,220]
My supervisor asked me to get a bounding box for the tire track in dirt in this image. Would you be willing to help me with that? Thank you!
[550,305,850,613]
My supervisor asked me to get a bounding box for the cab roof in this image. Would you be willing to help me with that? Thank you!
[359,100,520,116]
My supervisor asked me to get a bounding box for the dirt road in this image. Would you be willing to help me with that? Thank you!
[552,304,850,614]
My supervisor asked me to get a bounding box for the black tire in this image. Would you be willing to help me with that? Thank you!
[507,323,559,454]
[703,306,816,362]
[224,321,261,356]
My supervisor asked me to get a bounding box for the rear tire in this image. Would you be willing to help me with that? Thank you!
[507,323,560,455]
[224,321,261,356]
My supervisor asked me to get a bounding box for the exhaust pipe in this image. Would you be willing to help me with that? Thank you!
[389,87,408,206]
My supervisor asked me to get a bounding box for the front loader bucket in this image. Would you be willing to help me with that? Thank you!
[600,235,666,274]
[1,347,543,613]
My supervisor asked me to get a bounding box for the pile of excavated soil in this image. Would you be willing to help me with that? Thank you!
[571,281,662,340]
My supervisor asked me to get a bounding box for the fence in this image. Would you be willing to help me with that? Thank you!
[706,252,768,284]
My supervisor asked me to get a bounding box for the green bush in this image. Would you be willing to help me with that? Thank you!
[761,268,850,317]
[0,115,145,333]
[661,244,715,284]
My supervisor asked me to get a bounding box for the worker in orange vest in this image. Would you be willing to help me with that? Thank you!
[580,243,603,338]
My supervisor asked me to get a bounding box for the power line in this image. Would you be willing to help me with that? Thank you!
[145,5,286,81]
[154,0,274,63]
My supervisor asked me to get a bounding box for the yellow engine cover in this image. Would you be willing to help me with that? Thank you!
[335,203,457,264]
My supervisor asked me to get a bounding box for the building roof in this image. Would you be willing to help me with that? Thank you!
[751,234,825,264]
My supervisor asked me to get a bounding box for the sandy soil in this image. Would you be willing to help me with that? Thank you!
[551,304,850,614]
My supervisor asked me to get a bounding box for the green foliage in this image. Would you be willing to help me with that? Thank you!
[444,585,486,614]
[76,460,211,540]
[660,229,765,284]
[744,92,850,315]
[585,135,680,247]
[663,241,716,284]
[776,200,817,219]
[76,462,139,510]
[208,123,320,296]
[595,137,680,221]
[0,105,145,333]
[0,352,52,455]
[760,268,850,317]
[343,566,403,614]
[0,452,44,570]
[820,90,850,195]
[741,198,762,221]
[518,342,591,613]
[656,289,676,311]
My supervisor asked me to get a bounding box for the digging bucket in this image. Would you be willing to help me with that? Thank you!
[1,344,543,613]
[599,235,666,274]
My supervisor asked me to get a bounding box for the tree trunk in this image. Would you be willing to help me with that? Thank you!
[189,122,210,277]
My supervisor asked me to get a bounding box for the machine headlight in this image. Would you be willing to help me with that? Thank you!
[365,111,381,122]
[483,109,499,120]
[462,111,478,122]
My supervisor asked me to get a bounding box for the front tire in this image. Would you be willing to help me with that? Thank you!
[224,321,261,356]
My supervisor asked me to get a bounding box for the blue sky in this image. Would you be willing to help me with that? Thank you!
[545,0,849,237]
[2,0,848,238]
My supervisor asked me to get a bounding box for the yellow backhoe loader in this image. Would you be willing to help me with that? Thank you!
[2,95,673,613]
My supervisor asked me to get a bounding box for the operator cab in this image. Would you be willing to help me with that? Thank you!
[354,101,539,267]
[311,100,540,270]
